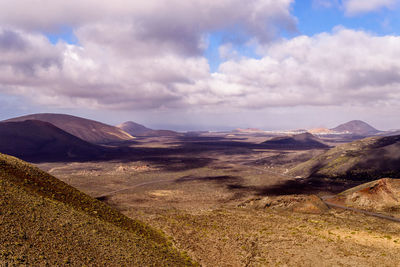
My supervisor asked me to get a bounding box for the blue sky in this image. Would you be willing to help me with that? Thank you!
[2,0,400,130]
[42,0,400,71]
[46,26,79,45]
[202,0,400,72]
[294,0,400,36]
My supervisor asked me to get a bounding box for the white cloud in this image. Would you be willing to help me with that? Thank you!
[2,27,400,114]
[0,26,212,109]
[343,0,398,16]
[206,28,400,108]
[0,1,297,110]
[1,1,400,127]
[0,0,296,47]
[312,0,339,9]
[0,29,62,89]
[218,43,239,60]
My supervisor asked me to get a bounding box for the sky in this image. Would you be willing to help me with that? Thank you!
[1,0,400,131]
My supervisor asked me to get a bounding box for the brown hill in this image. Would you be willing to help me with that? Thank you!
[331,178,400,215]
[0,152,196,265]
[331,120,379,136]
[290,135,400,179]
[117,121,179,137]
[262,132,330,150]
[4,113,134,144]
[0,120,105,162]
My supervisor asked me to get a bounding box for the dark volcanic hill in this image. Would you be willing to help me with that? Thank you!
[331,120,379,136]
[262,133,330,150]
[4,113,133,144]
[290,135,400,180]
[117,121,179,137]
[0,120,104,162]
[0,153,195,265]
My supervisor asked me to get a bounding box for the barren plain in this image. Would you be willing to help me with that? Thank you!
[37,133,400,266]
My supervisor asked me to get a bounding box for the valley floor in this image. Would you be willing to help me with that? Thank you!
[36,135,400,266]
[129,206,400,266]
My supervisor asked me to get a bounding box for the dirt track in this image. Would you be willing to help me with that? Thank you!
[322,199,400,223]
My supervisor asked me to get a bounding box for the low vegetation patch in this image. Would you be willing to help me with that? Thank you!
[0,153,196,266]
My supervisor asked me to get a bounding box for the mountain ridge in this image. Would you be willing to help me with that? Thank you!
[0,120,105,162]
[4,113,134,144]
[117,121,179,137]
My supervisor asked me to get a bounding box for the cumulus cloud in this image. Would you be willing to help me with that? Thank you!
[0,28,62,88]
[177,28,400,110]
[0,0,296,47]
[0,0,297,110]
[207,28,400,108]
[0,26,212,109]
[343,0,398,16]
[2,26,400,112]
[1,1,400,117]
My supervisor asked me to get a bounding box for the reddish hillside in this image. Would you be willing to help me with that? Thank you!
[4,113,134,144]
[331,178,400,215]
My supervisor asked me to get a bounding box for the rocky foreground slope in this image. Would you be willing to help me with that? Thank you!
[0,153,196,266]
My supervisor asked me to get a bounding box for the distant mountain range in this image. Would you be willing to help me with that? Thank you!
[117,121,179,137]
[0,113,396,163]
[4,113,133,144]
[0,113,184,161]
[230,120,383,137]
